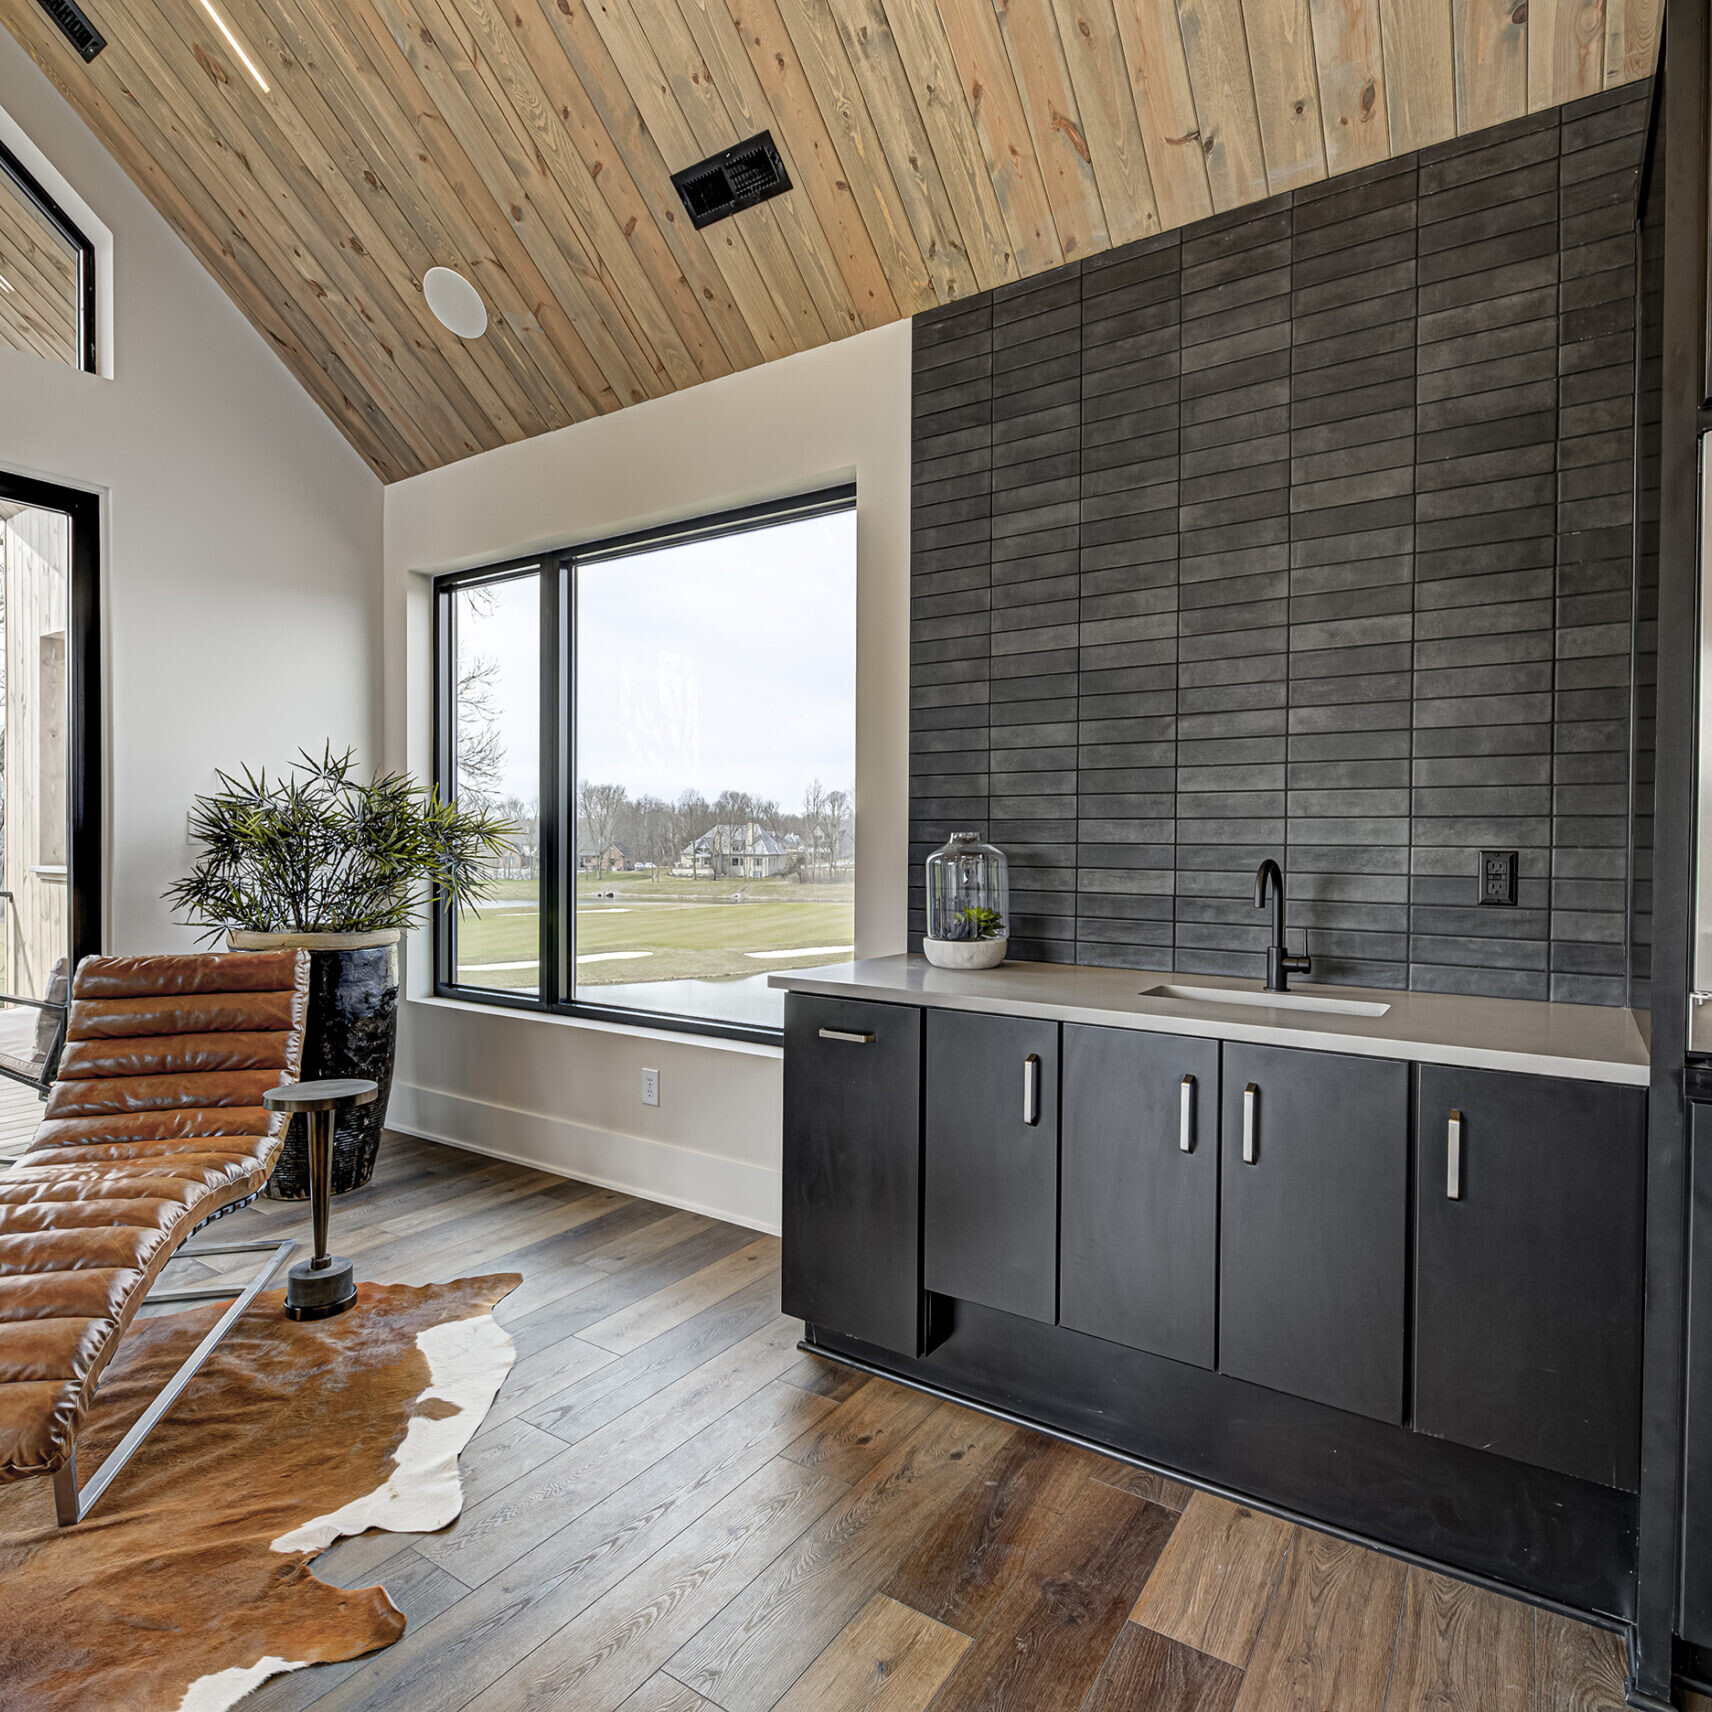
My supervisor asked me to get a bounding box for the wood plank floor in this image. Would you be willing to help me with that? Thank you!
[182,1134,1643,1712]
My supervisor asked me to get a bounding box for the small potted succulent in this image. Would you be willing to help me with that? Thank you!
[165,745,513,1196]
[923,832,1010,969]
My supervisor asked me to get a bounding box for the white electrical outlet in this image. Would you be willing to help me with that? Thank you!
[641,1067,660,1107]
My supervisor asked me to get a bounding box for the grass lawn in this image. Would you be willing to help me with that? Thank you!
[454,870,854,990]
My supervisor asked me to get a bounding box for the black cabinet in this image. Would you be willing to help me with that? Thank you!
[1414,1065,1646,1491]
[1218,1043,1409,1423]
[1060,1025,1220,1368]
[923,1009,1060,1324]
[780,993,925,1355]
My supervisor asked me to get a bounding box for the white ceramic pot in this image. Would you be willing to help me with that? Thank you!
[922,935,1008,970]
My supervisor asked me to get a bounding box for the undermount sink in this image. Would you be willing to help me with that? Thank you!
[1139,983,1392,1019]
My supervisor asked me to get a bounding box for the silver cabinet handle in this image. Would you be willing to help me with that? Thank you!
[1023,1054,1041,1127]
[1447,1109,1462,1200]
[1242,1082,1258,1164]
[1180,1074,1195,1152]
[817,1028,875,1045]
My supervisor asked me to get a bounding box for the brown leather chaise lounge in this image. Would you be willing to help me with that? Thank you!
[0,949,310,1524]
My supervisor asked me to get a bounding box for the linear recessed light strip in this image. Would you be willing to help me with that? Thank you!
[196,0,268,92]
[0,274,13,294]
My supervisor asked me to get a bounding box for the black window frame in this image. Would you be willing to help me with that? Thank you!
[432,483,857,1046]
[0,466,103,1090]
[0,136,96,374]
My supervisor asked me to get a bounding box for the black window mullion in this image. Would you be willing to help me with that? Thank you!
[537,560,563,1008]
[558,556,575,1002]
[77,242,95,375]
[432,579,456,990]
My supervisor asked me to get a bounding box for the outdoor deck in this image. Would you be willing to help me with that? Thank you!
[0,1072,43,1160]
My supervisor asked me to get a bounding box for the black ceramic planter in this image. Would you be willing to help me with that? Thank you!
[231,930,399,1198]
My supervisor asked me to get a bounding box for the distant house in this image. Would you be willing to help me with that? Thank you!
[578,841,634,875]
[674,820,798,880]
[493,825,539,880]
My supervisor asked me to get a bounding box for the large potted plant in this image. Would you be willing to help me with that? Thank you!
[165,745,512,1197]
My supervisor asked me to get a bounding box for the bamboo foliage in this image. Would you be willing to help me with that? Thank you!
[165,744,515,936]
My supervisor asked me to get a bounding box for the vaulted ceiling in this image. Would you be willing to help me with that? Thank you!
[1,0,1657,479]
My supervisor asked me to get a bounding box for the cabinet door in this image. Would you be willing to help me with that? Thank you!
[1415,1065,1645,1489]
[1219,1043,1409,1423]
[1060,1026,1220,1368]
[781,993,924,1355]
[924,1009,1059,1324]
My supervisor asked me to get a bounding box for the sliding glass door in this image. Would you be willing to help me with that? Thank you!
[0,470,99,1096]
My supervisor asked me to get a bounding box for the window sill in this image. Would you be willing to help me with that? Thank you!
[408,990,784,1058]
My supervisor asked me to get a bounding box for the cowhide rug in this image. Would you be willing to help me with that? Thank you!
[0,1274,519,1712]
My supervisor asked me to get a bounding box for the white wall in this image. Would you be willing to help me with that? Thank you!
[0,31,383,953]
[384,321,912,1231]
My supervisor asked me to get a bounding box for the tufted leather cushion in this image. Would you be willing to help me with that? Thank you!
[0,950,309,1480]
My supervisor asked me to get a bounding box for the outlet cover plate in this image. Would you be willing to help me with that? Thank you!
[641,1067,659,1107]
[1479,850,1519,906]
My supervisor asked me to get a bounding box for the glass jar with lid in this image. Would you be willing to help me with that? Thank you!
[923,833,1009,969]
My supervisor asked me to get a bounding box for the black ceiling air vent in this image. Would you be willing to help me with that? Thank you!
[671,132,791,230]
[34,0,104,60]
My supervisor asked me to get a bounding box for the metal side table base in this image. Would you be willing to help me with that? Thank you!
[283,1253,357,1321]
[263,1078,378,1324]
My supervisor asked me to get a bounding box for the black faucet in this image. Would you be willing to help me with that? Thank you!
[1255,859,1311,993]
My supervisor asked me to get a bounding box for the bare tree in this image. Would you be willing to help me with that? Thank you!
[498,794,540,879]
[668,790,712,873]
[453,585,506,813]
[800,779,827,881]
[577,780,629,874]
[628,795,677,877]
[454,654,506,812]
[825,789,853,879]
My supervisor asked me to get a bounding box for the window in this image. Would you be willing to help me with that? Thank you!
[0,469,101,1092]
[0,138,95,373]
[435,488,856,1040]
[442,568,540,993]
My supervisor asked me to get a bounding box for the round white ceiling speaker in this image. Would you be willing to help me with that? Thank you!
[423,266,488,339]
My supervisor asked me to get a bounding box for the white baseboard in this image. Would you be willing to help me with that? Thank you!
[386,1082,781,1236]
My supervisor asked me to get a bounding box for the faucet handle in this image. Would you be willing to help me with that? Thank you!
[1282,939,1311,976]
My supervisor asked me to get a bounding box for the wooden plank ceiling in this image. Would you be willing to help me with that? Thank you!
[0,0,1658,479]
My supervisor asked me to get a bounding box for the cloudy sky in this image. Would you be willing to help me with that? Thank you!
[455,509,857,810]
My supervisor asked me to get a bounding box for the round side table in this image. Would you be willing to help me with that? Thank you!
[262,1077,378,1321]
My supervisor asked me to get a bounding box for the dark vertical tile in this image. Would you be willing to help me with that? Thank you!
[1078,236,1179,969]
[912,305,993,946]
[992,269,1081,961]
[1288,167,1417,991]
[906,88,1643,1010]
[1410,122,1561,1002]
[1173,204,1292,981]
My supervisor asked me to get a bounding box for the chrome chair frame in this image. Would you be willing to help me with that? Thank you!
[51,1233,297,1526]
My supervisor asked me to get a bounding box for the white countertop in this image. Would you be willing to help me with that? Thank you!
[769,956,1652,1086]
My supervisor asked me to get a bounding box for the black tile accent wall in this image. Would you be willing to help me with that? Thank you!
[910,85,1650,1006]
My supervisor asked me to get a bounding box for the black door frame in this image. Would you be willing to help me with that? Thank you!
[0,467,104,1023]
